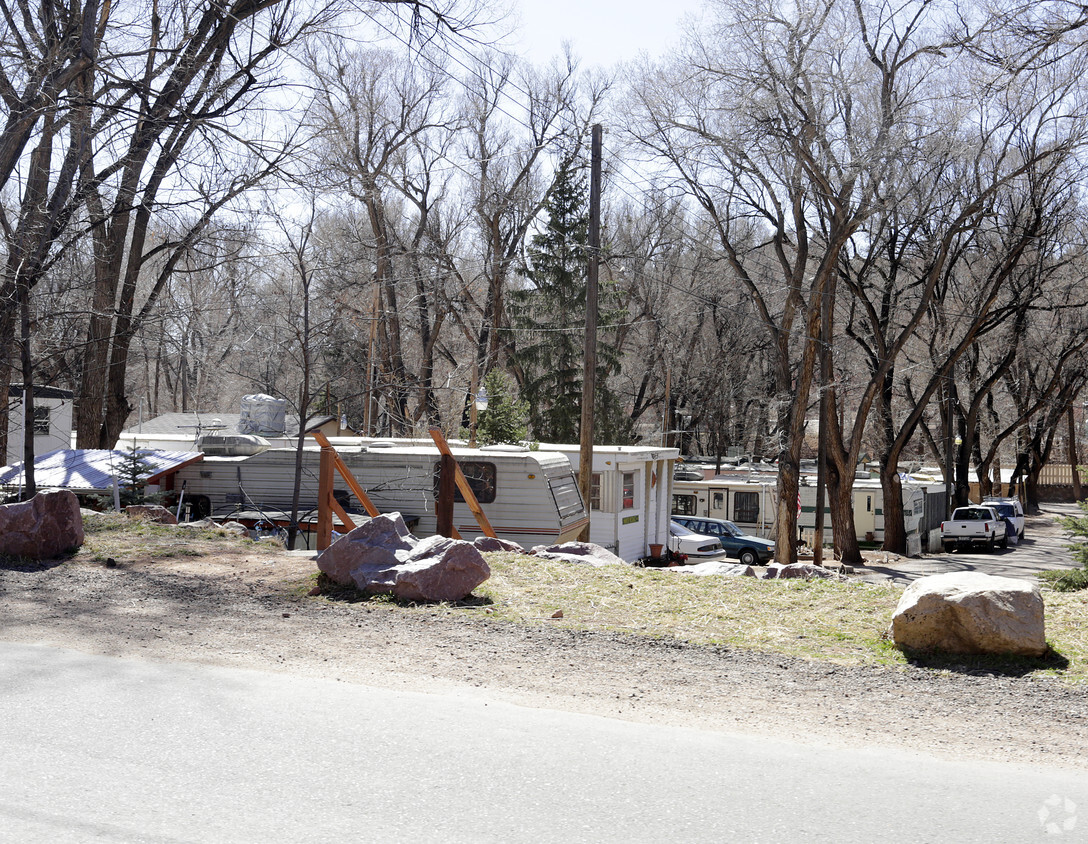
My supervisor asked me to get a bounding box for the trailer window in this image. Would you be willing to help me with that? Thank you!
[589,473,601,510]
[432,460,497,504]
[33,406,50,434]
[549,473,585,519]
[621,472,636,509]
[734,491,759,524]
[672,494,697,516]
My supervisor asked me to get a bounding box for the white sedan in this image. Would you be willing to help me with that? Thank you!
[668,521,725,557]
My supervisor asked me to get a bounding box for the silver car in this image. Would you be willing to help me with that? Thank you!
[668,521,724,557]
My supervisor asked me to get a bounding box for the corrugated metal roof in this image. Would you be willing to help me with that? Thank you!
[0,449,202,492]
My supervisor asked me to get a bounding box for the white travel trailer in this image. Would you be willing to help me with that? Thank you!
[171,441,588,549]
[672,475,890,542]
[670,473,941,553]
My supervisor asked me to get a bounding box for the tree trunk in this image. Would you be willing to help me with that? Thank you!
[880,465,907,554]
[1069,404,1082,501]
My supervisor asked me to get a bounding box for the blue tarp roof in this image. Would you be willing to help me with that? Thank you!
[0,449,202,492]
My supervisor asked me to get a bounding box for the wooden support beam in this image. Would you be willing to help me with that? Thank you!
[428,427,497,538]
[317,444,335,550]
[436,452,456,537]
[309,430,380,517]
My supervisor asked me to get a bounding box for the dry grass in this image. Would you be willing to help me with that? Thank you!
[81,511,252,562]
[479,553,904,663]
[477,553,1088,683]
[70,517,1088,684]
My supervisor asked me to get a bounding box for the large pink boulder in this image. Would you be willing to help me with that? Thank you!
[316,512,417,585]
[0,490,84,559]
[349,534,491,603]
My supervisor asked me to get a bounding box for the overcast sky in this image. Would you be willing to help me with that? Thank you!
[502,0,705,69]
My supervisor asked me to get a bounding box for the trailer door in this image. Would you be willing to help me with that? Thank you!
[708,487,728,519]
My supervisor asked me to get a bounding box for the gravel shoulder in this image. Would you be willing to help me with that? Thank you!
[2,524,1087,772]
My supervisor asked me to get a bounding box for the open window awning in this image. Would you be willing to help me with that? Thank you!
[0,449,203,494]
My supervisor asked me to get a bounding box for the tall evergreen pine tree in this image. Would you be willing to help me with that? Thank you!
[508,164,631,444]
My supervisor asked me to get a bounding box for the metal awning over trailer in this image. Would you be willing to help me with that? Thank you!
[0,448,203,494]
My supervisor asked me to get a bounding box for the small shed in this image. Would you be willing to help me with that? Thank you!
[7,385,74,464]
[551,444,680,561]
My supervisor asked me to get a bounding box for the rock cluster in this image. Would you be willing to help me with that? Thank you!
[671,561,757,577]
[0,490,84,559]
[889,571,1046,656]
[317,512,489,603]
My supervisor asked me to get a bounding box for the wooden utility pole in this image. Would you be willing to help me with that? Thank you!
[578,124,602,542]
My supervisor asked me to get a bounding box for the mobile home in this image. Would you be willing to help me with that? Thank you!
[670,474,939,552]
[172,441,588,549]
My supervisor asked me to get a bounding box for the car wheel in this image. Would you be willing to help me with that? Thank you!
[1000,534,1008,549]
[943,542,954,553]
[739,549,757,566]
[987,536,995,553]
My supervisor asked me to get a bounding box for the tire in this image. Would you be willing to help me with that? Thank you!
[739,549,758,567]
[1000,533,1008,549]
[943,542,954,553]
[987,535,995,553]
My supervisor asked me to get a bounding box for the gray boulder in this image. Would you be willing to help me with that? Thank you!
[176,518,218,530]
[764,563,835,580]
[349,534,490,603]
[669,561,757,577]
[890,571,1046,657]
[124,504,178,525]
[316,512,417,586]
[219,521,250,537]
[529,541,627,566]
[0,490,84,559]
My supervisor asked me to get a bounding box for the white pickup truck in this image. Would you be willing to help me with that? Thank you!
[941,505,1007,552]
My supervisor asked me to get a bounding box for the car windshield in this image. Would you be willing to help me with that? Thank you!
[721,521,743,536]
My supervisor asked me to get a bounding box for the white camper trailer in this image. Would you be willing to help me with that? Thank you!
[172,441,588,549]
[671,473,941,553]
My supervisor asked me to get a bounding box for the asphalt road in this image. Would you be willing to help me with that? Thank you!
[2,642,1086,844]
[855,502,1084,585]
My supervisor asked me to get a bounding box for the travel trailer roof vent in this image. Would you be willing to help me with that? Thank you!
[480,443,530,452]
[198,434,270,456]
[367,440,397,449]
[238,394,287,436]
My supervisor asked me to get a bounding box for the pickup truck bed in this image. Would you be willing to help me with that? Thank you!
[941,506,1006,552]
